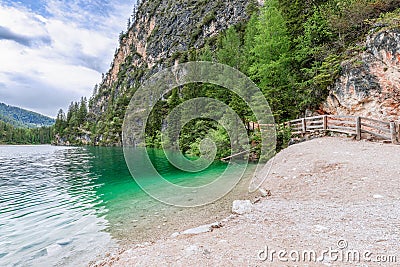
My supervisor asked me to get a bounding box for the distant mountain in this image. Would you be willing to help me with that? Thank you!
[0,103,55,128]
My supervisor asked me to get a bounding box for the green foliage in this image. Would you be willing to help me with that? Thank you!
[78,97,88,125]
[0,102,55,128]
[242,14,259,75]
[54,109,66,136]
[115,0,400,157]
[202,10,216,25]
[0,120,53,145]
[217,27,242,69]
[56,0,400,158]
[276,124,292,152]
[301,8,333,50]
[54,98,91,144]
[247,0,298,122]
[201,126,231,158]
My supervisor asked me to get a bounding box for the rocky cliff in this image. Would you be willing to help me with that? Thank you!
[323,16,400,121]
[58,0,400,147]
[87,0,258,145]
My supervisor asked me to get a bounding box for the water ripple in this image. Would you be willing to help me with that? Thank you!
[0,145,115,267]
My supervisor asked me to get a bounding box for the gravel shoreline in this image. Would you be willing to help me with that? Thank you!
[91,137,400,266]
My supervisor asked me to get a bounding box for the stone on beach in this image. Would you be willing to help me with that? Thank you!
[232,200,253,215]
[171,222,222,237]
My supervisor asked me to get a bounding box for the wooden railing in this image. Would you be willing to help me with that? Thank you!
[284,115,400,144]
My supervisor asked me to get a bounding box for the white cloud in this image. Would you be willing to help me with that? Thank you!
[0,0,134,117]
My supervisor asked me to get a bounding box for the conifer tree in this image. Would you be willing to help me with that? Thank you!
[249,0,296,121]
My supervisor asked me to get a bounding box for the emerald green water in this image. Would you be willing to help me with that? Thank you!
[0,145,254,266]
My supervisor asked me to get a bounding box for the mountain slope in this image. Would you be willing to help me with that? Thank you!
[54,0,400,148]
[88,0,257,145]
[54,0,258,146]
[0,103,55,128]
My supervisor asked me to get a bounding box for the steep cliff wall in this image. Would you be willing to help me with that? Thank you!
[87,0,257,145]
[323,20,400,121]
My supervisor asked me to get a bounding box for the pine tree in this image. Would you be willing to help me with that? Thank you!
[78,97,88,125]
[166,88,182,148]
[217,27,242,69]
[199,44,213,62]
[249,0,296,121]
[54,109,66,134]
[242,14,259,75]
[127,18,131,30]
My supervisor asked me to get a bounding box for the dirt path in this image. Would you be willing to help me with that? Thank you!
[92,137,400,266]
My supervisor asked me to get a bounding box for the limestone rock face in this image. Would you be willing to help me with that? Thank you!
[86,0,257,145]
[323,28,400,121]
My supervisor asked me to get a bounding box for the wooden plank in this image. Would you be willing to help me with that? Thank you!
[304,115,325,121]
[356,117,361,141]
[361,123,391,134]
[328,115,356,119]
[221,150,250,161]
[308,120,323,125]
[307,125,324,130]
[287,115,397,143]
[289,118,303,124]
[390,122,397,144]
[323,115,328,131]
[328,125,356,132]
[304,129,324,133]
[361,129,390,140]
[327,129,357,135]
[291,128,302,132]
[290,123,302,128]
[360,117,390,126]
[328,120,356,125]
[307,124,323,129]
[398,121,400,144]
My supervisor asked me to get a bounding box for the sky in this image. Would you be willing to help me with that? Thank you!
[0,0,134,117]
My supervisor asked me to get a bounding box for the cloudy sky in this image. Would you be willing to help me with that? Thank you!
[0,0,134,117]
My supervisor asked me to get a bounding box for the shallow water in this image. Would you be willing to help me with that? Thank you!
[0,145,255,266]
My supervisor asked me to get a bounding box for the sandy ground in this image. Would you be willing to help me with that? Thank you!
[91,137,400,266]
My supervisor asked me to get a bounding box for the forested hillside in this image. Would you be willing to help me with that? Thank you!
[0,103,54,144]
[54,0,400,156]
[0,121,53,145]
[0,103,55,128]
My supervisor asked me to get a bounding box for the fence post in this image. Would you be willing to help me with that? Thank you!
[302,118,307,134]
[390,122,397,144]
[398,121,400,144]
[323,115,328,131]
[356,117,362,141]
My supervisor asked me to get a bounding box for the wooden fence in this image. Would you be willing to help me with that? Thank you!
[284,115,400,144]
